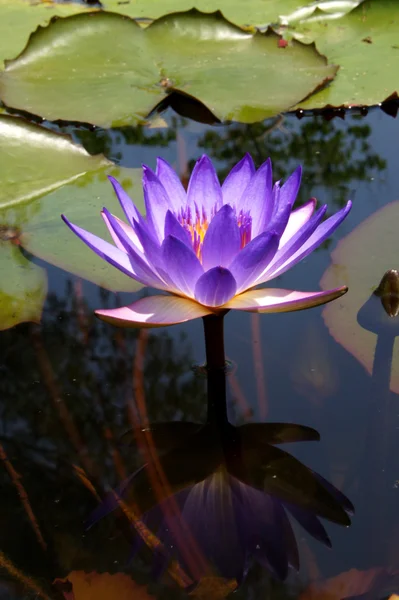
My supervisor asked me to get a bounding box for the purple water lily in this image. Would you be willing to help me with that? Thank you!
[62,154,351,328]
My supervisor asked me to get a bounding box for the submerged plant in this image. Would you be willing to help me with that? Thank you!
[62,154,351,327]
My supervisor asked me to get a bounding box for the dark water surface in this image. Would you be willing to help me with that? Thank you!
[1,109,399,599]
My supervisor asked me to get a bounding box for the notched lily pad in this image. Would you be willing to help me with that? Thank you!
[0,10,338,127]
[0,116,144,330]
[320,201,399,394]
[100,0,363,30]
[296,0,399,110]
[0,0,92,68]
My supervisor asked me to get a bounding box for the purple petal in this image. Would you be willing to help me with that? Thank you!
[239,158,273,237]
[62,215,158,287]
[164,210,192,248]
[279,198,316,246]
[221,153,255,206]
[201,204,241,270]
[267,166,302,238]
[162,235,204,297]
[101,211,143,254]
[102,208,166,287]
[95,295,214,328]
[187,155,222,214]
[266,201,352,280]
[143,166,173,242]
[229,231,279,293]
[258,204,328,284]
[224,286,348,313]
[131,216,163,268]
[194,267,237,307]
[107,176,142,227]
[155,158,187,212]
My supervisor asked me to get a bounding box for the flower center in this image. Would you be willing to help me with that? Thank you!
[176,204,252,262]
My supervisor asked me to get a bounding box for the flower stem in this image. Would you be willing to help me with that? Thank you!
[202,313,228,426]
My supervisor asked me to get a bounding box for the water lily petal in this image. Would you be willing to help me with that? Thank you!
[279,198,316,247]
[277,166,302,212]
[143,166,173,242]
[164,210,192,248]
[187,155,222,214]
[221,153,255,207]
[95,295,214,328]
[224,286,348,313]
[101,210,143,254]
[229,231,279,293]
[257,204,327,284]
[102,208,166,287]
[194,267,237,307]
[239,158,273,237]
[156,157,187,211]
[201,204,241,270]
[268,166,302,238]
[107,175,142,227]
[162,235,204,297]
[62,215,160,287]
[266,201,352,280]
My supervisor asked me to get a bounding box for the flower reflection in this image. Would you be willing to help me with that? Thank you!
[89,420,353,587]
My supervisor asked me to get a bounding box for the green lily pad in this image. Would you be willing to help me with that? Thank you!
[0,114,110,209]
[20,166,145,292]
[0,10,337,127]
[0,0,92,68]
[0,116,144,331]
[320,201,399,394]
[101,0,363,29]
[296,0,399,110]
[0,240,47,330]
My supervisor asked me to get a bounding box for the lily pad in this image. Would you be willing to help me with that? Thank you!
[101,0,363,29]
[0,114,110,209]
[0,116,144,331]
[0,241,47,330]
[296,0,399,110]
[0,0,92,68]
[320,201,399,394]
[0,10,337,127]
[20,166,144,292]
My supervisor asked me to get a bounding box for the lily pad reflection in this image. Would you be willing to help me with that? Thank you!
[320,201,399,393]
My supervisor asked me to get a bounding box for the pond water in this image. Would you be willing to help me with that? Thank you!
[1,107,399,599]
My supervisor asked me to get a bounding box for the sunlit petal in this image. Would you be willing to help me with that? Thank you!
[224,286,348,313]
[101,210,143,254]
[279,198,316,247]
[95,295,215,328]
